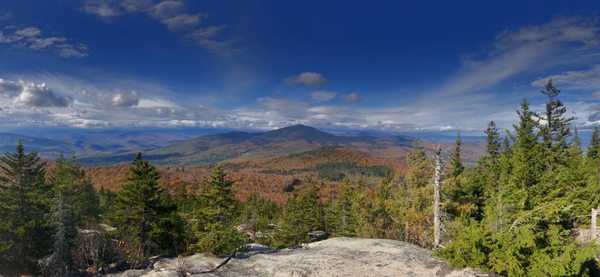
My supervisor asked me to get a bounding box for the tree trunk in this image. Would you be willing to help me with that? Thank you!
[433,145,442,248]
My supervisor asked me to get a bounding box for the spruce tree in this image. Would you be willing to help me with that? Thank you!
[276,184,325,247]
[450,132,465,177]
[192,167,243,256]
[0,141,52,273]
[539,79,574,169]
[588,127,600,160]
[112,153,184,265]
[484,121,501,161]
[511,98,543,207]
[46,155,99,275]
[327,181,357,237]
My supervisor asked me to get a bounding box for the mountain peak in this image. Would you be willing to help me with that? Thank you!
[263,124,332,139]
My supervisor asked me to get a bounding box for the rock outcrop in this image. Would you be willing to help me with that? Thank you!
[109,237,491,276]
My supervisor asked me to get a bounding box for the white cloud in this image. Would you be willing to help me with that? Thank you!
[111,91,139,107]
[0,79,23,94]
[532,64,600,88]
[310,90,336,102]
[161,14,201,31]
[434,17,600,98]
[0,26,88,58]
[284,72,327,86]
[14,27,42,38]
[14,82,71,107]
[81,0,239,53]
[341,92,360,102]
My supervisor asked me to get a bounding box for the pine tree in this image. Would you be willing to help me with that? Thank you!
[192,167,243,256]
[276,184,325,247]
[46,155,98,275]
[398,143,434,246]
[0,141,52,273]
[588,127,600,160]
[112,153,184,265]
[327,181,357,237]
[240,193,280,244]
[539,79,574,169]
[450,132,465,177]
[510,98,543,207]
[484,121,501,161]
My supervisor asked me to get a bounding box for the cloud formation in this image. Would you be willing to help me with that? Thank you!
[13,82,72,107]
[310,90,336,102]
[110,91,139,107]
[434,17,600,98]
[284,72,327,86]
[81,0,240,53]
[341,92,360,102]
[532,64,600,89]
[0,26,88,58]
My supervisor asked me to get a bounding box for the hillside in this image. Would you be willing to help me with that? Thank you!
[146,125,417,165]
[110,237,490,276]
[85,146,397,203]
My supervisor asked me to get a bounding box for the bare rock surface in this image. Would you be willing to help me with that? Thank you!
[107,237,491,277]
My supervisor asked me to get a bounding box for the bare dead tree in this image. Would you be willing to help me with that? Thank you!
[433,145,442,248]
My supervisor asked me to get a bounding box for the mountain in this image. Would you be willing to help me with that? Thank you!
[0,131,195,162]
[146,125,415,165]
[0,133,75,157]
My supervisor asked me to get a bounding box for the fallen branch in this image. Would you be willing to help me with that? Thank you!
[197,245,244,274]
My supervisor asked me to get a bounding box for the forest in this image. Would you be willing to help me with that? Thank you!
[1,80,599,276]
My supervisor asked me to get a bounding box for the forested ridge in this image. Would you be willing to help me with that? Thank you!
[1,80,599,276]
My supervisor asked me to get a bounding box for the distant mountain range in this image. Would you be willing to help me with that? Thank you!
[0,125,485,166]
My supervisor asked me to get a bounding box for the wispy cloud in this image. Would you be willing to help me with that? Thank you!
[110,91,139,107]
[310,90,336,102]
[341,92,360,103]
[81,0,241,54]
[435,17,600,98]
[284,72,327,86]
[0,26,88,58]
[532,64,600,89]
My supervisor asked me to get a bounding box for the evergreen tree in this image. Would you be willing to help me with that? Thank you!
[276,184,325,247]
[484,121,501,161]
[192,167,243,256]
[46,155,100,275]
[450,132,465,177]
[510,98,543,208]
[326,181,357,237]
[112,153,184,265]
[0,141,52,273]
[588,126,600,160]
[397,143,434,246]
[440,97,599,276]
[539,80,574,169]
[240,193,280,245]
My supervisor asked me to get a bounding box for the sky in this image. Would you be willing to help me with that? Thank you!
[1,1,600,135]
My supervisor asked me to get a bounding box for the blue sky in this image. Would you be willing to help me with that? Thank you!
[1,1,600,134]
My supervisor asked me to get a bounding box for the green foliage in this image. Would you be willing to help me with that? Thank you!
[450,132,465,178]
[275,184,325,248]
[484,121,501,161]
[240,193,281,245]
[45,155,100,275]
[539,79,574,170]
[326,181,358,237]
[0,141,53,273]
[441,84,600,276]
[192,167,243,256]
[588,126,600,160]
[111,153,185,265]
